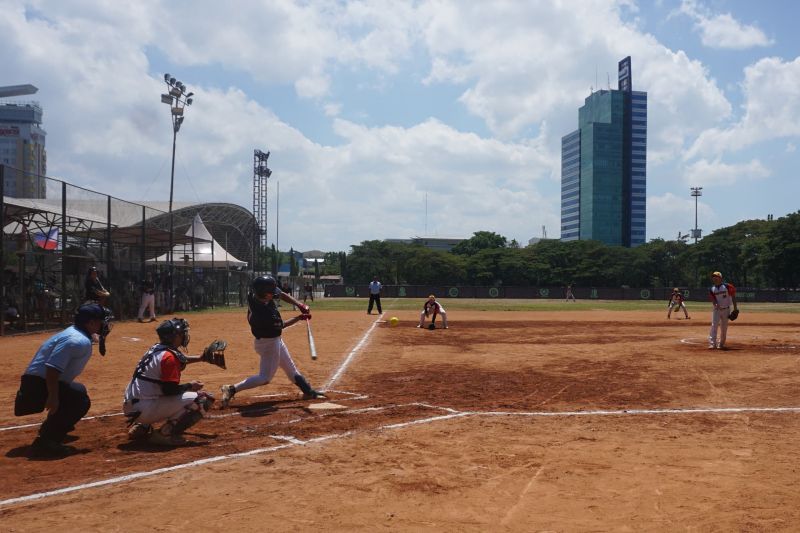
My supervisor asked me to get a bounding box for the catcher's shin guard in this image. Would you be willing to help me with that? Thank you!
[171,410,203,436]
[171,394,213,435]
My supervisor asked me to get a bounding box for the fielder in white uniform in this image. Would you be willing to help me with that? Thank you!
[123,318,214,446]
[708,271,738,350]
[418,295,448,329]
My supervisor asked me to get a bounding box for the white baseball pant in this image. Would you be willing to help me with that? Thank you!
[234,336,301,392]
[123,391,198,425]
[708,307,730,348]
[138,293,156,320]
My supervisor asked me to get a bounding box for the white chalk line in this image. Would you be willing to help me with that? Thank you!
[324,314,383,390]
[5,402,800,509]
[0,412,126,433]
[0,442,293,508]
[0,391,369,432]
[681,336,797,349]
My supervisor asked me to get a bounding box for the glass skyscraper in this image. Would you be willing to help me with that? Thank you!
[560,57,647,247]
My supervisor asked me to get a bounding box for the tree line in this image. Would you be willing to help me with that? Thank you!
[334,211,800,289]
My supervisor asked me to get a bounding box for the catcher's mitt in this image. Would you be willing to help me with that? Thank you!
[202,339,227,369]
[728,309,739,321]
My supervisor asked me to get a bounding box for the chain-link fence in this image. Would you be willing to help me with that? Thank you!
[1,165,252,335]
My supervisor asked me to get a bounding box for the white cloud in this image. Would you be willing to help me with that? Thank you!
[682,158,770,186]
[686,56,800,159]
[679,0,773,50]
[2,0,780,250]
[416,0,731,166]
[323,103,342,117]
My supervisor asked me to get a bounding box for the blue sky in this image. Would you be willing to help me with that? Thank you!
[2,0,798,251]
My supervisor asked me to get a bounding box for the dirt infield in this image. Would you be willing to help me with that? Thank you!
[1,308,799,531]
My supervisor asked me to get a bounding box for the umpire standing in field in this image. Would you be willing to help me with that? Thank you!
[14,303,113,456]
[367,276,382,315]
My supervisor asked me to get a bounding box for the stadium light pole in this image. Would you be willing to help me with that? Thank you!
[690,187,702,244]
[161,74,193,312]
[690,186,703,289]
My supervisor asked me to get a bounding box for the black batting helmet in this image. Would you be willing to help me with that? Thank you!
[252,275,280,298]
[156,317,190,348]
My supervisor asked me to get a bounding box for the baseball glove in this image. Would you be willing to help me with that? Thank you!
[201,339,227,369]
[728,309,739,321]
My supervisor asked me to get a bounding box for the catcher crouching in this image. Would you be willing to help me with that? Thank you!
[123,318,226,446]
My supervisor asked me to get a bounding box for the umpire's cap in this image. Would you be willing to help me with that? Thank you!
[74,303,112,326]
[252,275,281,298]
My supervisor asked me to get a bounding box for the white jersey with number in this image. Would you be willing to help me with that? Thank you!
[709,283,734,309]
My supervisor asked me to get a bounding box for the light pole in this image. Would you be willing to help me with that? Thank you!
[160,74,193,311]
[690,187,703,244]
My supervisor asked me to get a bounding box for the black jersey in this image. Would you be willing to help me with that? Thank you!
[85,277,106,301]
[247,292,283,338]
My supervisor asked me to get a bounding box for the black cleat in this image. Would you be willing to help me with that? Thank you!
[31,437,76,457]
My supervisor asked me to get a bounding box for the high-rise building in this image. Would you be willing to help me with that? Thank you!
[560,57,647,246]
[0,84,47,199]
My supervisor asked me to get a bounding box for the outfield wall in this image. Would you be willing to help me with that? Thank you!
[324,285,800,303]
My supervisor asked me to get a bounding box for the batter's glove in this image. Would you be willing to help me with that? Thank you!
[728,309,739,321]
[201,339,227,369]
[298,304,310,315]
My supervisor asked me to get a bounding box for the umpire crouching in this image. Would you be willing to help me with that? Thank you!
[14,303,113,456]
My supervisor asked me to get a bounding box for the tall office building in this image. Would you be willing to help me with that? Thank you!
[560,57,646,247]
[0,85,47,199]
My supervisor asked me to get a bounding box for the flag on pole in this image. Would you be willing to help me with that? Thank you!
[34,227,59,250]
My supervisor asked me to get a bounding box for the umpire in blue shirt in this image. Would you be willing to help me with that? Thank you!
[14,303,113,456]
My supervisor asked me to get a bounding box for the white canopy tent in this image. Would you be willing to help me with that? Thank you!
[148,214,247,268]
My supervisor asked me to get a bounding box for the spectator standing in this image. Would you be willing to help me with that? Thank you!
[138,273,157,322]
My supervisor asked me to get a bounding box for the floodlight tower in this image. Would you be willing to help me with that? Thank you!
[253,149,272,274]
[160,74,193,311]
[690,187,703,244]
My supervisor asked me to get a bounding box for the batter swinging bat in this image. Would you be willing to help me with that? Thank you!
[306,319,318,360]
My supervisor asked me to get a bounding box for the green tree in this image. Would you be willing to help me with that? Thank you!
[451,231,507,256]
[764,211,800,288]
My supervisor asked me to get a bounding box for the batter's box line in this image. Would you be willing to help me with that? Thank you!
[471,406,800,418]
[251,390,368,400]
[0,412,126,433]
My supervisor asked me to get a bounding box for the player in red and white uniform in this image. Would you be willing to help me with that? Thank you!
[123,318,214,446]
[667,288,690,319]
[708,271,738,349]
[418,294,448,329]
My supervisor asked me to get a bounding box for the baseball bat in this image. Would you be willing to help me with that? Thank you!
[306,319,318,360]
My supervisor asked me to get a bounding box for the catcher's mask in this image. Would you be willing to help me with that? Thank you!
[157,318,190,348]
[252,275,281,299]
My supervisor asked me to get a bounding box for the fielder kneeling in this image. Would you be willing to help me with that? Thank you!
[123,318,214,446]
